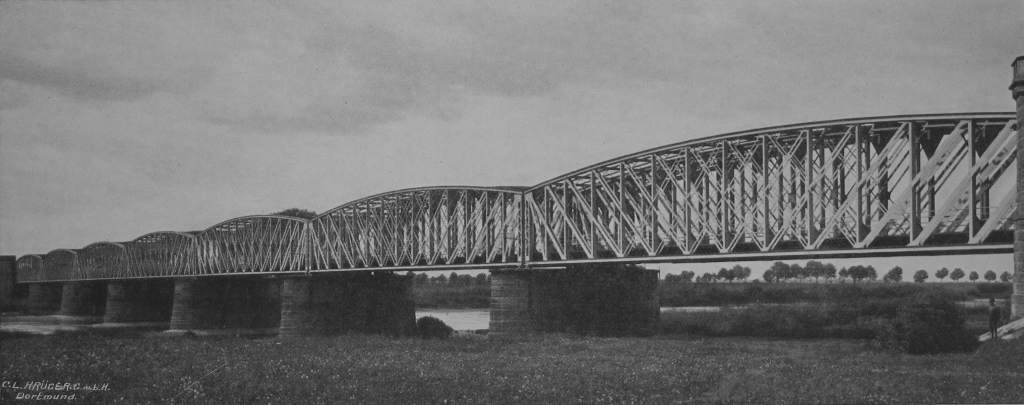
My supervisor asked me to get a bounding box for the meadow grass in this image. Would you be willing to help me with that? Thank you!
[1,331,1022,404]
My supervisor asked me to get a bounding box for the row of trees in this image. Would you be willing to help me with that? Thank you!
[664,261,1015,284]
[664,265,753,284]
[411,271,490,287]
[906,267,1012,283]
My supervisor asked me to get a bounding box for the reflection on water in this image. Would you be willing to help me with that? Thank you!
[416,307,725,331]
[0,315,98,335]
[415,309,490,331]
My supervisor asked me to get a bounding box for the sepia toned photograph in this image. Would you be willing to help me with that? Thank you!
[1,1,1022,403]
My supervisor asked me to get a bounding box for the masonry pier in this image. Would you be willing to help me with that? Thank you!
[59,281,107,318]
[279,272,415,337]
[26,284,62,314]
[489,264,659,336]
[103,279,175,323]
[168,277,281,334]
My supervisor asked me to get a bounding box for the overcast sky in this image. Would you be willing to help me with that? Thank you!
[1,1,1021,278]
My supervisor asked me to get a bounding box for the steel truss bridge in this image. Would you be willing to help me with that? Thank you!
[17,113,1019,283]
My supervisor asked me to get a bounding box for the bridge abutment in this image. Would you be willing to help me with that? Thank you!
[103,279,174,323]
[59,281,106,317]
[279,272,415,337]
[168,277,281,334]
[1012,55,1024,319]
[490,264,659,337]
[26,283,62,314]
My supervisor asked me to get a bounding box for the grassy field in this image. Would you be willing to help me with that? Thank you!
[660,298,1007,339]
[2,331,1022,404]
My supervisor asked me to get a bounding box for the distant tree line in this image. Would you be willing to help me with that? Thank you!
[270,208,317,219]
[663,261,1014,284]
[664,265,752,284]
[410,271,490,287]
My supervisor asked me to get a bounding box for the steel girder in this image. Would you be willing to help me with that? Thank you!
[15,113,1018,282]
[524,113,1018,264]
[309,187,525,271]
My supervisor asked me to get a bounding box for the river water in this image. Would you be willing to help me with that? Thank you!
[418,306,720,331]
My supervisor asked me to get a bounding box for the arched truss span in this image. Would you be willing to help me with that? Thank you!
[195,215,309,274]
[16,254,43,282]
[79,242,127,280]
[309,186,526,270]
[128,231,198,278]
[524,113,1018,264]
[41,249,79,281]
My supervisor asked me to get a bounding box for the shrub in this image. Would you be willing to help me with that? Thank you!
[975,282,1011,296]
[416,316,453,339]
[873,292,978,354]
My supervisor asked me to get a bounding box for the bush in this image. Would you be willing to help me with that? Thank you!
[873,292,978,354]
[416,316,453,339]
[974,283,1012,297]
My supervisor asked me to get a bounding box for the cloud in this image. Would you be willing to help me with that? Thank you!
[0,2,216,103]
[0,54,212,102]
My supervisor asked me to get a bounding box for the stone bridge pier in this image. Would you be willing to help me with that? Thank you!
[26,284,62,315]
[279,271,415,337]
[60,281,107,317]
[168,276,282,334]
[104,279,175,323]
[489,264,659,337]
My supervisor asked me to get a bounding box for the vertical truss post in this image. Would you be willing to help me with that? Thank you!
[805,130,819,244]
[909,122,922,239]
[761,136,771,247]
[541,188,549,260]
[447,190,457,261]
[878,154,889,221]
[967,120,978,237]
[590,171,598,257]
[464,191,471,263]
[483,191,491,262]
[720,141,731,247]
[855,125,868,242]
[562,180,571,259]
[519,190,528,265]
[618,163,625,252]
[683,150,693,251]
[650,155,658,250]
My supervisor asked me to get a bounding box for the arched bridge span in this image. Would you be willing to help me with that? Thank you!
[16,113,1018,282]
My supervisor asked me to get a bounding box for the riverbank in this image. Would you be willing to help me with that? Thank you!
[2,332,1022,404]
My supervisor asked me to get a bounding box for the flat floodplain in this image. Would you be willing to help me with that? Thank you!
[1,332,1022,404]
